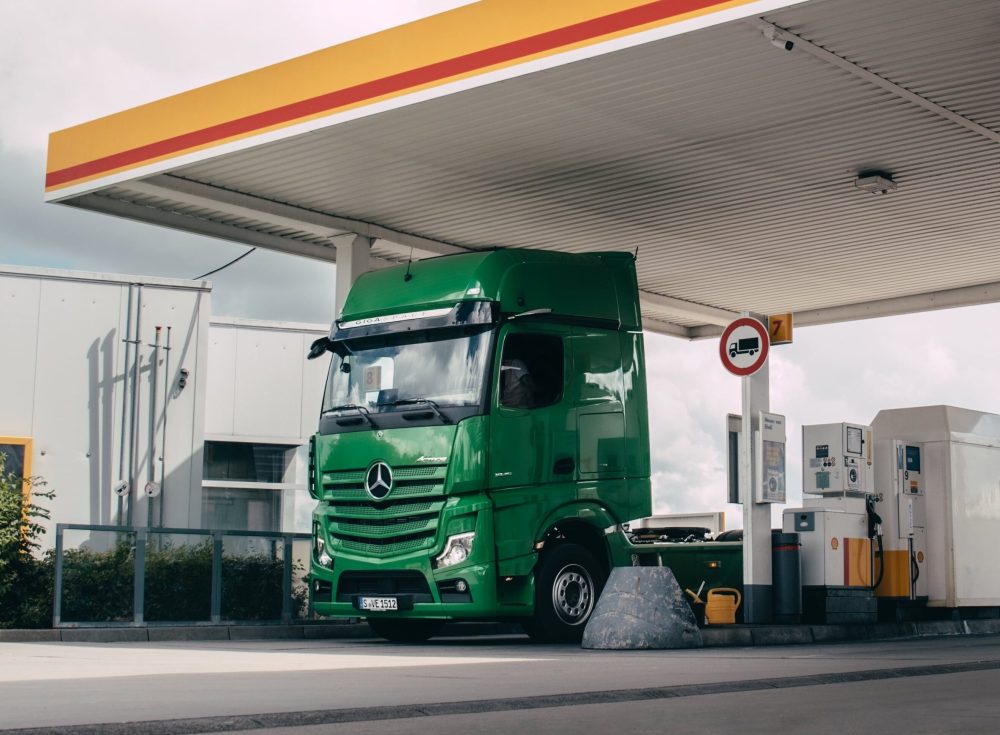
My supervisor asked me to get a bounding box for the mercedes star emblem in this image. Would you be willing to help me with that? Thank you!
[365,461,393,500]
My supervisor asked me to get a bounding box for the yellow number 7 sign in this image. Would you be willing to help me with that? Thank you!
[768,313,793,345]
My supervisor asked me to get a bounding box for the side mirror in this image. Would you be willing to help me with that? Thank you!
[307,337,331,360]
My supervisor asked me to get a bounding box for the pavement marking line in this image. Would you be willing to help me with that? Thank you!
[0,643,545,683]
[4,658,1000,735]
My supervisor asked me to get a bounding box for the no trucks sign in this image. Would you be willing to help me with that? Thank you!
[719,317,770,376]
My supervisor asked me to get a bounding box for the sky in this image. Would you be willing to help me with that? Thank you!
[3,0,998,529]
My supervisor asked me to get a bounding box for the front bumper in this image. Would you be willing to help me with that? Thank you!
[312,494,533,619]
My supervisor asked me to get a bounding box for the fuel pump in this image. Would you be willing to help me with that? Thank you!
[783,422,878,623]
[873,440,928,603]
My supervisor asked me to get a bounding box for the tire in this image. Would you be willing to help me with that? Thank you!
[729,350,737,358]
[367,618,444,643]
[524,543,606,643]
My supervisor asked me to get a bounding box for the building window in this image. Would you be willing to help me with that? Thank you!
[204,442,294,483]
[202,441,306,533]
[0,436,33,502]
[201,487,281,532]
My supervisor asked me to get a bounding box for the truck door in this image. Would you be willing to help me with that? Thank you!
[489,324,575,490]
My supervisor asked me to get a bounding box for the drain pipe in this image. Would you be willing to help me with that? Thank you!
[146,326,161,528]
[126,284,143,528]
[158,326,172,528]
[116,284,134,526]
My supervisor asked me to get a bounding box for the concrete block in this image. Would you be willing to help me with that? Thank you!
[147,626,230,641]
[60,628,149,643]
[582,566,703,650]
[914,620,963,637]
[700,626,753,647]
[810,624,869,643]
[0,629,61,642]
[964,619,1000,636]
[750,625,813,646]
[866,622,917,640]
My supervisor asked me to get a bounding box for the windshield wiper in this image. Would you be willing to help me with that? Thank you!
[391,398,452,424]
[323,403,379,429]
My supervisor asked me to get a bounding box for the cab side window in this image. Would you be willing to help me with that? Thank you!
[499,334,563,409]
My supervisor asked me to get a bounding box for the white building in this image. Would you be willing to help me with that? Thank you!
[0,265,328,545]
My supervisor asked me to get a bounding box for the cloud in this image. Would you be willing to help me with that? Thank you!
[2,1,476,153]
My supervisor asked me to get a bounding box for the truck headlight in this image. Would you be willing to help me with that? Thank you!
[434,532,475,568]
[314,535,333,568]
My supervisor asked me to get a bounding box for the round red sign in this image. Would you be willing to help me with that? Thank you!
[719,317,770,376]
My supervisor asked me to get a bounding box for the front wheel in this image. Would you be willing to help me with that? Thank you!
[524,543,606,643]
[367,618,444,643]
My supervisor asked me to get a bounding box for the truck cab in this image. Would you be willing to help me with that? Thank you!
[308,249,651,641]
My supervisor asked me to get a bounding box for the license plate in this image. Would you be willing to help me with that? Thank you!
[359,596,398,611]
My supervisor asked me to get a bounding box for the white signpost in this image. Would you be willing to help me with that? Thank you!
[719,314,773,623]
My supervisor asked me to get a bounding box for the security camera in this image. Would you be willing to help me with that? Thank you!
[763,26,794,51]
[113,480,129,497]
[178,368,189,390]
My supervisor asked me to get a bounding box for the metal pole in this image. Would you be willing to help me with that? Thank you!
[211,532,223,624]
[159,327,171,528]
[117,285,134,526]
[133,528,147,625]
[126,285,143,527]
[282,534,293,624]
[146,327,161,528]
[52,525,64,627]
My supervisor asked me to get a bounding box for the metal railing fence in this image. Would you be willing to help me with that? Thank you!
[53,523,313,628]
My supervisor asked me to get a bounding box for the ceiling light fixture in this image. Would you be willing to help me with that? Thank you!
[855,171,897,195]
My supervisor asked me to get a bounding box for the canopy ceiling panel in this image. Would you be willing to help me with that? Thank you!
[49,0,1000,337]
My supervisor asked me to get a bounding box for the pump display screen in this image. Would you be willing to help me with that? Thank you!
[846,426,863,455]
[322,327,493,415]
[906,445,921,473]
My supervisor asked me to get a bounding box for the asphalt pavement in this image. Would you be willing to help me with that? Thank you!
[2,632,999,734]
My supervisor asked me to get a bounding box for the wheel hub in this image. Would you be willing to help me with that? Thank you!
[552,563,594,625]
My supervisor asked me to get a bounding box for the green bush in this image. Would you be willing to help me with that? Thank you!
[3,451,306,626]
[60,542,134,623]
[145,541,212,622]
[59,539,306,624]
[0,452,55,628]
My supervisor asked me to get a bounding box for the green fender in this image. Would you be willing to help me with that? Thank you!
[496,503,631,578]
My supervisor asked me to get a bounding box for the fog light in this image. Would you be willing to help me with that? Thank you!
[434,532,474,568]
[455,579,468,593]
[314,535,333,567]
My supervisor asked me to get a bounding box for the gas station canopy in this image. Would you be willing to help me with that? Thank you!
[46,0,1000,338]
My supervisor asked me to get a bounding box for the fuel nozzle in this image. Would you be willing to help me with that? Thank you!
[865,495,882,539]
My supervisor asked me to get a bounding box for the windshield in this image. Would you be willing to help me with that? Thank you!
[322,328,493,414]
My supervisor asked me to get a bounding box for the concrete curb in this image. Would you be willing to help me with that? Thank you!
[3,618,998,646]
[699,618,999,647]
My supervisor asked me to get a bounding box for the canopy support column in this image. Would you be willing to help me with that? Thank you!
[335,235,372,318]
[740,312,772,624]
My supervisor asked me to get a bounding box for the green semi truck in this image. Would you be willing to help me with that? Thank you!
[307,248,737,642]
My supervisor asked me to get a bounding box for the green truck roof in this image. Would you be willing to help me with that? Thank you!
[340,249,641,331]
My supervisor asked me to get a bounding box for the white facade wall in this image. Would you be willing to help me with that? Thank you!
[0,266,211,544]
[205,317,327,444]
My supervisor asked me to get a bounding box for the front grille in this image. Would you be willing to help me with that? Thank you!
[337,534,435,557]
[323,463,447,559]
[337,571,433,602]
